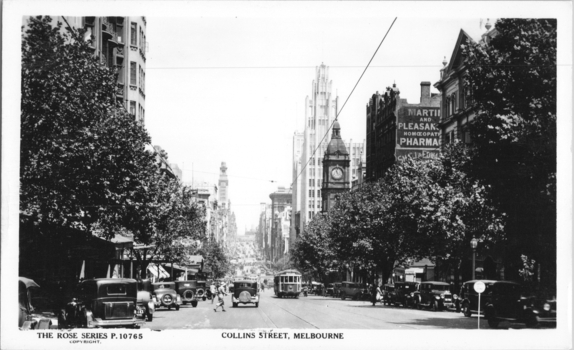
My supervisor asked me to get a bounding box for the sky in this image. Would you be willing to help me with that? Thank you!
[143,9,492,235]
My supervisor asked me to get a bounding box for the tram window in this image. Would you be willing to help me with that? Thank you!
[288,276,293,283]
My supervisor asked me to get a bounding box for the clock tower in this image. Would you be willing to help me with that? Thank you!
[321,121,350,213]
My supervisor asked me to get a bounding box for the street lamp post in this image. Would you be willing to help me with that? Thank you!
[471,237,478,280]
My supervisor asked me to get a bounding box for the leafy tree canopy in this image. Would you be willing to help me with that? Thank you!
[462,18,556,285]
[21,16,156,237]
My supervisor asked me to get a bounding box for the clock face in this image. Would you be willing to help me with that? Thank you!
[331,167,343,180]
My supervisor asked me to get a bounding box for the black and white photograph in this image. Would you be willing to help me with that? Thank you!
[2,1,572,350]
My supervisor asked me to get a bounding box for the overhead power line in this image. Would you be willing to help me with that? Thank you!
[291,17,398,190]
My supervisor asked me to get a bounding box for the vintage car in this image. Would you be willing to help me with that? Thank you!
[339,281,362,300]
[413,281,454,311]
[175,280,201,307]
[387,281,418,307]
[136,279,155,321]
[152,282,182,311]
[460,280,553,328]
[382,284,395,306]
[332,282,342,298]
[232,280,259,307]
[19,277,60,330]
[325,283,335,296]
[63,278,145,328]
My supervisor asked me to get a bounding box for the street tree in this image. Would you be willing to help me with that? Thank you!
[290,213,337,283]
[20,16,157,237]
[462,18,556,290]
[129,170,207,278]
[198,239,232,279]
[329,154,505,287]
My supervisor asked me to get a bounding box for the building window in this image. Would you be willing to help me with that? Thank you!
[129,101,136,117]
[464,130,471,144]
[309,179,313,187]
[130,62,136,85]
[309,190,314,198]
[318,189,321,198]
[130,22,137,45]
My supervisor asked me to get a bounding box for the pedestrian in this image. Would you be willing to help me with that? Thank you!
[370,283,378,306]
[210,281,217,304]
[214,282,228,312]
[376,283,383,305]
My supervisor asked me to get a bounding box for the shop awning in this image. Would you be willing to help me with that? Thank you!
[405,268,424,274]
[147,263,170,279]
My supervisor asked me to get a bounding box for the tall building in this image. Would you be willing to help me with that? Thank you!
[321,121,350,213]
[38,16,148,124]
[366,82,441,181]
[292,63,364,228]
[218,162,229,209]
[290,131,304,248]
[269,186,292,262]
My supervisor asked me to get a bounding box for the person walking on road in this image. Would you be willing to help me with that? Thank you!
[214,282,228,312]
[210,281,217,304]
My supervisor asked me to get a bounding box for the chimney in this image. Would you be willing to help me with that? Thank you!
[420,81,431,103]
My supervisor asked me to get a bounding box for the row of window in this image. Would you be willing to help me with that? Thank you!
[445,86,473,118]
[308,189,322,198]
[130,22,146,51]
[129,62,145,93]
[139,66,145,93]
[129,101,145,123]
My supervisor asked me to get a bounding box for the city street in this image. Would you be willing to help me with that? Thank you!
[142,291,545,330]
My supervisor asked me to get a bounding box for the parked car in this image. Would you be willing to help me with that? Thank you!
[232,280,259,307]
[413,281,454,311]
[175,280,201,307]
[19,277,60,330]
[534,297,557,326]
[63,278,145,328]
[382,284,395,306]
[333,282,342,298]
[325,283,335,296]
[460,280,552,328]
[136,279,155,321]
[339,281,362,300]
[152,282,182,311]
[387,281,418,307]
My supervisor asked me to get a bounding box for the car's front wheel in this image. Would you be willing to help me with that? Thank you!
[340,293,346,300]
[191,300,198,308]
[232,302,238,308]
[432,301,439,312]
[463,303,472,317]
[525,314,539,328]
[175,304,180,311]
[255,302,259,308]
[487,316,499,328]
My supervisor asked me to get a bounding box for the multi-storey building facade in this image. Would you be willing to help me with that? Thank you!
[218,162,229,209]
[293,64,364,228]
[44,16,148,124]
[434,25,498,147]
[366,82,441,181]
[269,187,292,262]
[290,131,304,248]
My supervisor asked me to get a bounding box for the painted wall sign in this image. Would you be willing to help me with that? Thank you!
[397,107,441,149]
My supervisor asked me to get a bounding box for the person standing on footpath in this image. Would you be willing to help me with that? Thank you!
[210,281,217,304]
[370,283,378,306]
[214,282,228,312]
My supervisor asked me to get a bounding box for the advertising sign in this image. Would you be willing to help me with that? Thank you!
[396,106,441,161]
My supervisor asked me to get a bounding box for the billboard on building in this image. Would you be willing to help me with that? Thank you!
[396,106,441,161]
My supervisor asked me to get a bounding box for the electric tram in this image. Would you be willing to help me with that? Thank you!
[273,269,302,298]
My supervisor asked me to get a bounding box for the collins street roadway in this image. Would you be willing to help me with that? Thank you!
[141,290,543,330]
